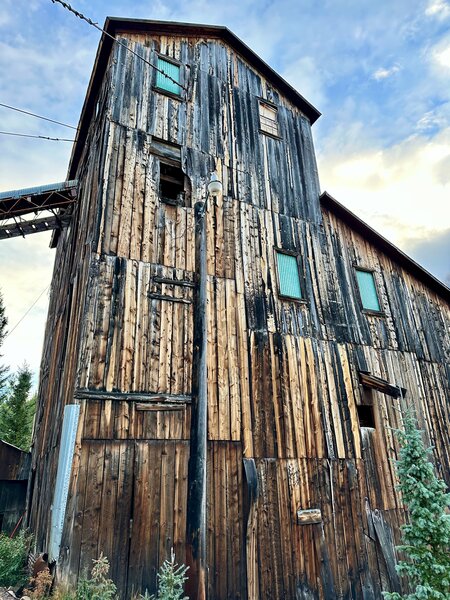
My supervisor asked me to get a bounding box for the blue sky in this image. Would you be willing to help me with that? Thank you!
[1,0,449,379]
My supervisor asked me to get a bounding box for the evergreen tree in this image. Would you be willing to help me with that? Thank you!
[147,549,189,600]
[384,409,450,600]
[0,363,35,450]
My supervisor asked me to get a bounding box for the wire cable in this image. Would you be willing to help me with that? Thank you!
[51,0,187,92]
[0,102,78,130]
[4,285,50,340]
[0,131,75,142]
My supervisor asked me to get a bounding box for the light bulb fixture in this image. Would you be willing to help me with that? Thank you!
[207,171,223,198]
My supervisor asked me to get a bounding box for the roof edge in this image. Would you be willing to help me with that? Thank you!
[320,191,450,304]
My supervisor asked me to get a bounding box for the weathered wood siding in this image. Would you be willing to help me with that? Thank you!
[29,29,450,600]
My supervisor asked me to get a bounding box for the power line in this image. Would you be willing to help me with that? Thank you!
[5,285,50,340]
[51,0,187,92]
[0,131,75,142]
[0,102,78,130]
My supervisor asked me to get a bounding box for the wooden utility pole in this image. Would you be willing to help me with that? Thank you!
[186,200,208,600]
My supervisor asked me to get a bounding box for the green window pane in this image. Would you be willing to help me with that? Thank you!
[356,269,381,311]
[277,252,302,299]
[156,58,181,95]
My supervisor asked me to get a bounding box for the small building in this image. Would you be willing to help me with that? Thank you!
[23,18,450,599]
[0,440,30,535]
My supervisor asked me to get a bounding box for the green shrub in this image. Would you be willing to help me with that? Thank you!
[144,549,189,600]
[0,530,30,587]
[76,553,117,600]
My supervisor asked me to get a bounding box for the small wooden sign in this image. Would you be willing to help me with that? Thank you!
[297,508,322,525]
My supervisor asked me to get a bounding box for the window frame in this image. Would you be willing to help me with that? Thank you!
[258,98,281,139]
[274,248,306,303]
[354,266,384,316]
[153,54,184,99]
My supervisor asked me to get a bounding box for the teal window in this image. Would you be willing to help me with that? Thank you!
[155,57,181,95]
[355,269,381,311]
[276,252,302,299]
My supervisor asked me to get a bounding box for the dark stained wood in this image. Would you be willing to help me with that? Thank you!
[185,202,208,600]
[0,441,30,480]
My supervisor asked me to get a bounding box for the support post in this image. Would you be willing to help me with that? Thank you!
[186,201,208,600]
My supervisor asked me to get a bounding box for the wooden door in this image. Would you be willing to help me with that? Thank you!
[126,440,189,598]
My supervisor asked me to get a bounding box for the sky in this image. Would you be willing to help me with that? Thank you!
[0,0,449,382]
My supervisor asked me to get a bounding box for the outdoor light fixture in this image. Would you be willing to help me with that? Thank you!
[207,171,222,198]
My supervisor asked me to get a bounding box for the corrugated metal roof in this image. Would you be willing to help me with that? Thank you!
[0,180,78,201]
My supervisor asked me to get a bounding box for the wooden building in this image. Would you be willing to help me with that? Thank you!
[27,19,450,599]
[0,440,30,535]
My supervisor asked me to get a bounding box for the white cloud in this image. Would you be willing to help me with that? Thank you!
[425,0,450,19]
[318,127,450,265]
[1,233,54,380]
[416,108,448,132]
[372,65,401,80]
[281,56,327,109]
[433,43,450,67]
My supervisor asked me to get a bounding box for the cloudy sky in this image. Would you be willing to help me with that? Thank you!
[0,0,449,381]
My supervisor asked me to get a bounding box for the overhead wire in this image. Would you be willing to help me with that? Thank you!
[51,0,188,92]
[4,285,50,340]
[0,131,75,142]
[0,102,78,130]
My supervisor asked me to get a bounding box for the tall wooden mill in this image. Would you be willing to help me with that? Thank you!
[22,18,450,600]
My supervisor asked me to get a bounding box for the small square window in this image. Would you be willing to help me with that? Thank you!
[355,269,381,312]
[259,101,279,137]
[276,252,302,300]
[155,57,181,96]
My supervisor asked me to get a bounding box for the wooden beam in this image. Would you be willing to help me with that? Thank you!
[358,371,407,399]
[147,293,192,304]
[135,403,186,411]
[74,389,191,403]
[152,276,195,288]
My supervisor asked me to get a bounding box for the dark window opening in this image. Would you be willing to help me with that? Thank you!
[357,404,375,428]
[160,163,185,206]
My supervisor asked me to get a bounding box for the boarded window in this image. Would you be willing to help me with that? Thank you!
[276,252,302,299]
[155,57,181,95]
[355,269,381,311]
[259,101,279,137]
